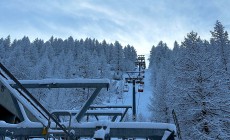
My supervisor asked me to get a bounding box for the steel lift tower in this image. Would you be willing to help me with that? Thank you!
[125,55,146,121]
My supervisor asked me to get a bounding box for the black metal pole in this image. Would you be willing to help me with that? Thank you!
[138,63,141,76]
[132,79,136,121]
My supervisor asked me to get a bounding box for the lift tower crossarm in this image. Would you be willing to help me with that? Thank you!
[7,78,110,122]
[8,79,109,89]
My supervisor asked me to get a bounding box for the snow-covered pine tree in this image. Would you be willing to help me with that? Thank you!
[210,20,230,72]
[172,31,230,139]
[148,41,172,123]
[0,36,137,111]
[111,41,124,71]
[123,45,137,71]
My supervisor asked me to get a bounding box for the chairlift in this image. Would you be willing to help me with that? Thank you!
[113,71,122,80]
[141,72,145,78]
[123,83,129,92]
[138,84,144,92]
[140,81,144,85]
[139,74,144,79]
[125,78,132,83]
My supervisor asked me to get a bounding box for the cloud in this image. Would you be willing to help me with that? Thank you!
[1,0,230,54]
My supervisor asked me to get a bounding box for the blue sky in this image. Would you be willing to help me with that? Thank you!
[1,0,230,55]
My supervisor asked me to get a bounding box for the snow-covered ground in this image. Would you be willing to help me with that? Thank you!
[114,69,152,121]
[136,69,152,121]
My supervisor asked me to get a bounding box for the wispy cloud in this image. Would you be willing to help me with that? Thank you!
[0,0,230,54]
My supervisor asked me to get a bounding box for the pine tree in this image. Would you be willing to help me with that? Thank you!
[211,20,230,71]
[172,31,230,139]
[148,41,171,123]
[0,36,137,113]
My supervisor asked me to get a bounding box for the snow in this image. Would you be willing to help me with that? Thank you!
[109,122,176,131]
[93,128,106,139]
[136,69,153,120]
[1,68,177,138]
[0,76,48,126]
[161,130,172,140]
[18,102,31,122]
[93,125,110,140]
[115,69,153,121]
[90,105,132,108]
[69,121,176,132]
[7,78,110,85]
[0,121,43,128]
[51,110,123,114]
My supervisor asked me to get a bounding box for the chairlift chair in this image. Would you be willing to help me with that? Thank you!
[125,78,132,83]
[138,84,144,92]
[142,75,145,78]
[140,81,144,85]
[113,71,122,80]
[123,83,129,92]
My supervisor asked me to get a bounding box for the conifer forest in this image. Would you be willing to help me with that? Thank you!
[1,21,230,139]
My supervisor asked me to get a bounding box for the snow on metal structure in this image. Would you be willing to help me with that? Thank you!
[0,121,176,139]
[0,63,177,140]
[8,78,110,89]
[89,105,132,122]
[7,78,110,123]
[51,109,124,122]
[0,63,74,138]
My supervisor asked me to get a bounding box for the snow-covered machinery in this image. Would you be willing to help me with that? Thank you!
[0,63,177,140]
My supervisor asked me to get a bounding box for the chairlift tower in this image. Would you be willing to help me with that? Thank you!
[125,55,146,121]
[135,55,146,76]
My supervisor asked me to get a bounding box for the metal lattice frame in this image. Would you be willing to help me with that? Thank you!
[0,63,177,140]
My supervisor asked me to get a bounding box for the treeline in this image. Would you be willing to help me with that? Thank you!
[0,36,137,110]
[0,36,137,79]
[148,21,230,139]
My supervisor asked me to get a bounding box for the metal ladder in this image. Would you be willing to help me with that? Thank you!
[0,63,74,139]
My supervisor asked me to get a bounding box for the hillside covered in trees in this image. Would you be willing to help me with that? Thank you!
[148,21,230,139]
[1,19,230,139]
[0,37,137,111]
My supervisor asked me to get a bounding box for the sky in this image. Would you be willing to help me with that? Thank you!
[1,0,230,56]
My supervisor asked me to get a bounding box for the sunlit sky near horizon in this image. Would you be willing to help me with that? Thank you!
[1,0,230,57]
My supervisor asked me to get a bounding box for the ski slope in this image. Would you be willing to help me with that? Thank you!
[115,69,153,121]
[136,69,152,121]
